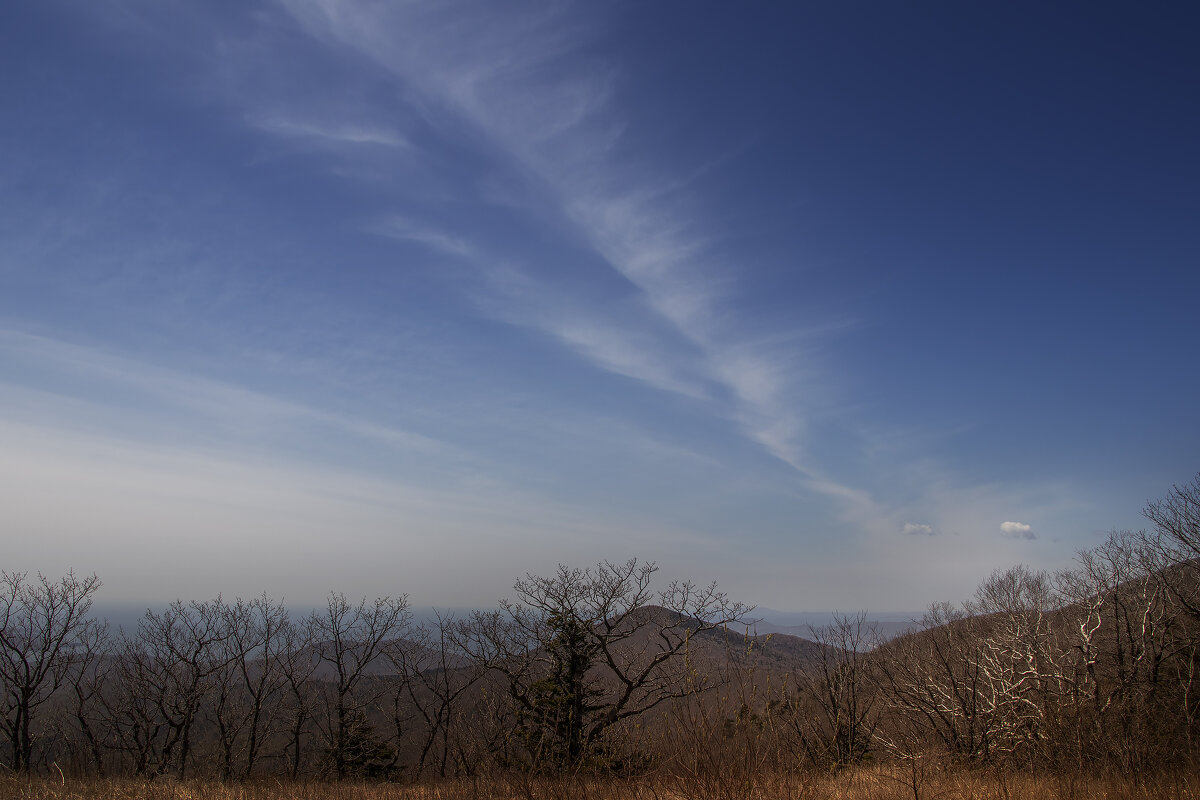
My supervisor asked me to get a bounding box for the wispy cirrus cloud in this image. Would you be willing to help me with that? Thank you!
[0,326,739,602]
[248,114,411,149]
[266,0,847,498]
[86,0,1078,573]
[470,261,713,401]
[0,328,459,461]
[366,214,713,401]
[90,0,1074,588]
[367,216,475,259]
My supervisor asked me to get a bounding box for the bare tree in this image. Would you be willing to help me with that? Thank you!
[1145,473,1200,566]
[309,592,411,779]
[1142,474,1200,634]
[969,566,1065,764]
[63,617,111,776]
[207,631,248,780]
[1058,531,1185,770]
[876,602,994,762]
[212,595,291,779]
[465,559,750,769]
[278,614,319,779]
[123,598,236,778]
[100,636,164,776]
[0,570,101,772]
[386,610,490,778]
[1140,474,1200,760]
[789,611,879,767]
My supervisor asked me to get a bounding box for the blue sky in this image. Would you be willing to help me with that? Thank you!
[2,1,1197,611]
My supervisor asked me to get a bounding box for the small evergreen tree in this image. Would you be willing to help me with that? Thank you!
[319,708,394,780]
[519,610,599,766]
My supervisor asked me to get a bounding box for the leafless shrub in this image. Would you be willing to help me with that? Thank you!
[0,570,101,772]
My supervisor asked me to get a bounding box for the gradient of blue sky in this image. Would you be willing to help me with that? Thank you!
[2,1,1197,610]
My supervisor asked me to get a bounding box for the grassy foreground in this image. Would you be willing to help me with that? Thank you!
[1,769,1198,800]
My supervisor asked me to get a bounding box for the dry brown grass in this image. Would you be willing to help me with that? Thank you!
[1,768,1197,800]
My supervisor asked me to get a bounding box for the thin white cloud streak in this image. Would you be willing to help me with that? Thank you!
[369,216,476,259]
[0,329,458,461]
[535,316,704,400]
[474,264,713,401]
[0,330,740,605]
[247,114,411,149]
[0,324,732,486]
[367,216,714,401]
[0,324,731,512]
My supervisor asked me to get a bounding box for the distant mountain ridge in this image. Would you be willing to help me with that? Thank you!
[745,608,921,642]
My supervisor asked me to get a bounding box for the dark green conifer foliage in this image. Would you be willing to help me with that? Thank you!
[320,709,394,780]
[519,610,599,767]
